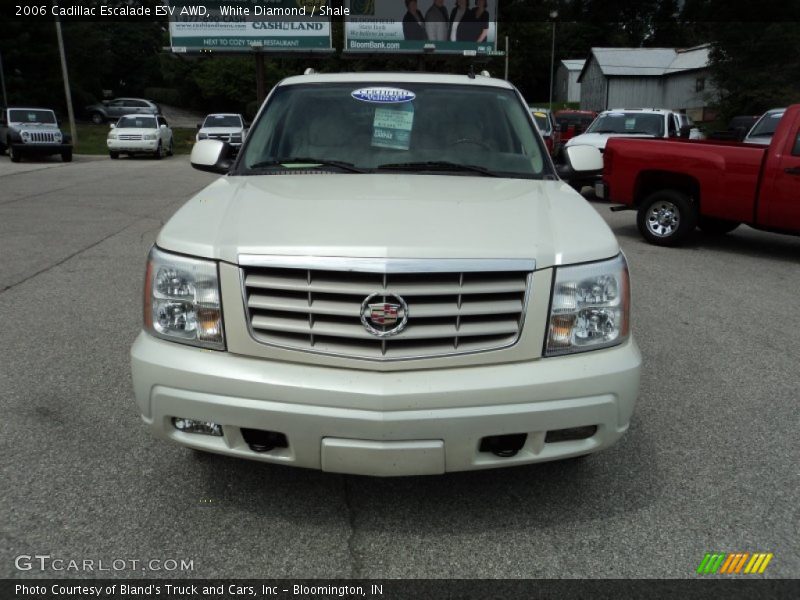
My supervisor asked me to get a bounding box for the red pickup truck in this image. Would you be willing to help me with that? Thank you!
[601,104,800,246]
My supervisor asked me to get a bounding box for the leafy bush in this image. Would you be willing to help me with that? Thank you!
[144,87,182,106]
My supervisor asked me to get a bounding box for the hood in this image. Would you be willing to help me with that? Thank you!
[566,132,656,149]
[113,128,158,135]
[199,127,244,135]
[157,174,620,270]
[13,123,60,131]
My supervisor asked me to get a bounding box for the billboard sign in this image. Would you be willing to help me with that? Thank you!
[344,0,498,54]
[167,1,332,53]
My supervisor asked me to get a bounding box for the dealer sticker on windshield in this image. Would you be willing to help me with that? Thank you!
[351,87,416,104]
[372,105,415,151]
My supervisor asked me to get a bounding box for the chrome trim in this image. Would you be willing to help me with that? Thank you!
[237,267,535,362]
[238,255,536,273]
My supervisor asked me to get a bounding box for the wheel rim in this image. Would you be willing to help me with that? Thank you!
[646,201,680,237]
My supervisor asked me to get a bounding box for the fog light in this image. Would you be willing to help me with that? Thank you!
[545,425,597,443]
[172,417,223,436]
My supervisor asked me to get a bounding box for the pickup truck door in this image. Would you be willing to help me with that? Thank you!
[760,121,800,230]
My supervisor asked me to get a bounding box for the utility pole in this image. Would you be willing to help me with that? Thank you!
[254,52,266,104]
[54,13,77,147]
[549,11,558,110]
[0,50,8,107]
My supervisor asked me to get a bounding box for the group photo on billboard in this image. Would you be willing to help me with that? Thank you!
[345,0,498,54]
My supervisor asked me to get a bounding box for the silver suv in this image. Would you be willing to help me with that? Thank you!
[85,98,160,125]
[0,107,72,162]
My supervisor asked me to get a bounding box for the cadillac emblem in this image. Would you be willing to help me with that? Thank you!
[360,293,409,337]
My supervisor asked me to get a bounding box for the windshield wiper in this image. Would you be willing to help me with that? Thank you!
[247,157,367,174]
[376,161,501,177]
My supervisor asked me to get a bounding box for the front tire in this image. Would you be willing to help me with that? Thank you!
[167,139,174,157]
[698,217,739,235]
[61,149,73,162]
[9,145,21,163]
[637,190,697,246]
[153,142,163,160]
[109,151,119,159]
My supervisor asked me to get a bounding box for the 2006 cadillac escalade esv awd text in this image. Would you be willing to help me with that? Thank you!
[130,73,641,476]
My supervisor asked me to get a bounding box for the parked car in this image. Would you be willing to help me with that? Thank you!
[743,108,786,146]
[196,113,248,154]
[86,98,160,125]
[708,115,760,142]
[0,107,72,162]
[529,107,561,156]
[107,114,173,159]
[566,108,704,152]
[130,72,641,476]
[554,109,598,145]
[600,104,800,246]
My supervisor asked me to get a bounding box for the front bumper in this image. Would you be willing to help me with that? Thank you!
[11,142,71,154]
[107,139,159,152]
[131,333,641,476]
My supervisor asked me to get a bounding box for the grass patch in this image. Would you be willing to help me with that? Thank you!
[71,124,196,155]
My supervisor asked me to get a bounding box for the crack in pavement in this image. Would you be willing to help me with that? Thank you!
[0,219,140,295]
[341,475,361,579]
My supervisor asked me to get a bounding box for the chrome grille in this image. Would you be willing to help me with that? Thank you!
[241,259,532,360]
[30,132,57,143]
[119,134,143,141]
[208,133,231,141]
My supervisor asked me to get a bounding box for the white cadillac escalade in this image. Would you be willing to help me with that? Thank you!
[130,72,641,476]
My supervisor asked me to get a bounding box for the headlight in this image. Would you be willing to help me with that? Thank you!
[143,134,157,141]
[21,131,30,141]
[545,253,630,356]
[143,247,225,350]
[107,132,117,140]
[231,134,242,142]
[197,133,208,140]
[54,131,63,142]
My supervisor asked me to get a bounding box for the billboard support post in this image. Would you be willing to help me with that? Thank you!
[504,36,509,80]
[0,50,8,107]
[255,52,266,104]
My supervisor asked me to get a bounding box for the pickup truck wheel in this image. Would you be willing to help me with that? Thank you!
[90,112,105,125]
[9,145,21,163]
[153,142,163,160]
[637,190,697,246]
[698,217,739,235]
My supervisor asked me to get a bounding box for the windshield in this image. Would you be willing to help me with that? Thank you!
[748,112,784,138]
[530,111,552,135]
[586,112,665,137]
[238,83,548,179]
[116,116,157,129]
[203,115,242,128]
[9,109,57,124]
[556,114,595,128]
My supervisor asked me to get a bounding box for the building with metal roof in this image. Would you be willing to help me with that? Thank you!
[577,44,717,120]
[554,59,585,104]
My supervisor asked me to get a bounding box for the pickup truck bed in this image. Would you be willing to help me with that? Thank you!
[602,104,800,245]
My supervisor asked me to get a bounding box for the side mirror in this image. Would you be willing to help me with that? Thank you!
[191,140,233,174]
[679,125,692,139]
[109,123,116,129]
[196,123,202,130]
[160,124,167,129]
[558,145,604,182]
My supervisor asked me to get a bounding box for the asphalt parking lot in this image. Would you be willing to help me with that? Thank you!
[1,155,798,580]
